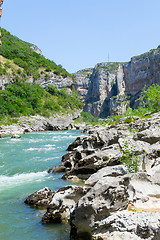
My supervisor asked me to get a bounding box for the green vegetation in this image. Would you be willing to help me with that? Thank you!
[74,112,99,125]
[102,62,120,73]
[142,84,160,112]
[106,84,160,125]
[0,83,83,124]
[0,28,70,78]
[80,112,99,124]
[119,140,140,173]
[76,84,160,126]
[124,116,133,124]
[124,84,160,116]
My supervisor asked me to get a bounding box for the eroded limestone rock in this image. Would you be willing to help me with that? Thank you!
[42,185,89,223]
[24,187,55,208]
[70,175,130,239]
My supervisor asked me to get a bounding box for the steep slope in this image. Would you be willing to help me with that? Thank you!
[72,68,93,101]
[73,46,160,117]
[74,62,125,117]
[0,28,73,91]
[0,28,83,123]
[124,47,160,95]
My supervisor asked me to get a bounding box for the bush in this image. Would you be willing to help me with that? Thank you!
[124,116,133,124]
[80,112,99,124]
[0,82,83,122]
[119,141,140,173]
[46,84,59,96]
[142,84,160,112]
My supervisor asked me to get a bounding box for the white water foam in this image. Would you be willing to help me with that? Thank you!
[25,147,56,152]
[37,157,57,162]
[28,139,46,143]
[44,144,56,147]
[51,135,76,141]
[0,171,49,191]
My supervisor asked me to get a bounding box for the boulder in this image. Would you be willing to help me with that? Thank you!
[42,185,89,224]
[85,165,127,186]
[11,134,21,138]
[93,231,143,240]
[128,172,160,210]
[70,170,160,240]
[92,210,160,240]
[133,127,160,144]
[70,175,130,240]
[62,144,121,180]
[24,187,55,208]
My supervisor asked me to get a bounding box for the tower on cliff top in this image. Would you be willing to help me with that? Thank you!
[0,0,4,46]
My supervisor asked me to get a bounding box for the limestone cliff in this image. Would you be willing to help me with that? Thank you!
[72,68,93,101]
[124,47,160,95]
[83,62,125,117]
[75,46,160,117]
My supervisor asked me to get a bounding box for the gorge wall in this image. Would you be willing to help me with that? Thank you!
[73,46,160,117]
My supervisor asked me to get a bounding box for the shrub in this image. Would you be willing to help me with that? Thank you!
[119,140,140,173]
[80,112,99,124]
[46,84,59,96]
[142,84,160,112]
[0,82,83,122]
[124,116,133,124]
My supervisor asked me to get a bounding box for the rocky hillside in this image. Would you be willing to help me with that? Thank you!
[72,68,93,101]
[73,46,160,117]
[0,28,84,125]
[25,111,160,240]
[0,28,73,92]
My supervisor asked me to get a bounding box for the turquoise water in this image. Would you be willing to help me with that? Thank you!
[0,130,83,240]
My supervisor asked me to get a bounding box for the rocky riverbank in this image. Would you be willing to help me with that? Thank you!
[0,111,83,138]
[25,111,160,240]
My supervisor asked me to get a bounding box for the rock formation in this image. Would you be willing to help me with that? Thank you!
[72,68,93,102]
[74,62,123,117]
[0,70,74,92]
[25,111,160,240]
[50,111,160,181]
[24,187,55,208]
[0,111,81,137]
[73,47,160,117]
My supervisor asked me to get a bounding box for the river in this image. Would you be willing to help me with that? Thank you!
[0,130,83,240]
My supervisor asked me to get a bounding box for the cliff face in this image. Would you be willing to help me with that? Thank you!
[72,68,92,101]
[75,46,160,117]
[124,48,160,95]
[83,62,125,117]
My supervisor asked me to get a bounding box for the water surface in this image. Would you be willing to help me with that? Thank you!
[0,130,83,240]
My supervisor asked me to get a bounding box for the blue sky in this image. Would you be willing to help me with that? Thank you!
[1,0,160,73]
